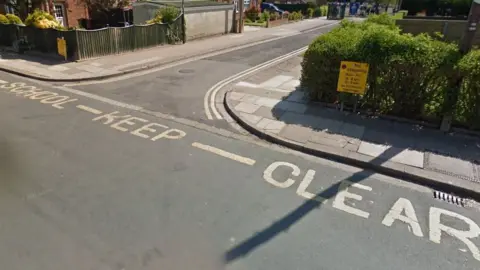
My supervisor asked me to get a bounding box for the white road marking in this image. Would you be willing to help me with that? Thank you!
[430,207,480,261]
[259,75,294,88]
[64,22,339,87]
[0,80,8,84]
[191,142,256,166]
[205,46,308,120]
[235,81,293,93]
[332,180,372,219]
[382,197,424,237]
[54,86,143,111]
[76,105,103,114]
[263,161,300,188]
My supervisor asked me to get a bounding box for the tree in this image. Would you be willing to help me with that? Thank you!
[1,0,45,19]
[79,0,130,13]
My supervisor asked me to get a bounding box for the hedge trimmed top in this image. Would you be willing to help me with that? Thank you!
[301,14,480,130]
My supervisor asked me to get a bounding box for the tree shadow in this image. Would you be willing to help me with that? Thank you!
[269,87,480,166]
[0,49,68,66]
[224,146,402,263]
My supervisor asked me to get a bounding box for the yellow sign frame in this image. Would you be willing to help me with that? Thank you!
[337,61,369,95]
[57,37,67,61]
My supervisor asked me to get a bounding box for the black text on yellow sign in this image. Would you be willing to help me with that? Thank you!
[337,61,369,95]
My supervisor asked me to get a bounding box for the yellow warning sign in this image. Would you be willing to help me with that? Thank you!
[337,61,369,95]
[57,38,67,60]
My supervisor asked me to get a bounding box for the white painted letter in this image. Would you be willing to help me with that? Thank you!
[131,123,168,139]
[151,128,186,141]
[29,91,57,100]
[382,198,424,237]
[263,161,300,188]
[429,207,480,261]
[10,85,36,94]
[333,180,372,219]
[93,111,130,125]
[111,117,148,132]
[51,98,77,109]
[1,82,25,89]
[296,169,327,203]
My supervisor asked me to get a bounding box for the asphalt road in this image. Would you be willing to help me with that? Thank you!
[1,72,480,270]
[66,23,338,131]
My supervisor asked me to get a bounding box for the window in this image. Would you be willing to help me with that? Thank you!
[54,4,65,26]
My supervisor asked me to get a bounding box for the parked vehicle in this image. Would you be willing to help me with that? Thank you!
[260,3,286,15]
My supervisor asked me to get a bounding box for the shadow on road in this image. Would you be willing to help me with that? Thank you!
[223,146,401,263]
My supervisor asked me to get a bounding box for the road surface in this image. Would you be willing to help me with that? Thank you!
[0,24,480,270]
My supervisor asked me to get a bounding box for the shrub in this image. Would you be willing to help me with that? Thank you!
[270,12,280,21]
[6,13,22,24]
[301,20,460,120]
[307,8,314,18]
[146,6,180,24]
[245,6,260,22]
[313,7,322,17]
[160,6,180,24]
[261,11,270,22]
[25,9,60,29]
[288,11,303,21]
[365,13,397,29]
[0,14,8,24]
[244,18,253,23]
[320,5,328,16]
[456,50,480,129]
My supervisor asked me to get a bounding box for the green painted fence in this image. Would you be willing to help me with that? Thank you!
[0,15,183,61]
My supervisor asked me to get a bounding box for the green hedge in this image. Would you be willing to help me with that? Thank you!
[301,14,464,124]
[456,50,480,130]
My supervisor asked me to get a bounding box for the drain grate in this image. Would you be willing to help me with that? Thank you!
[433,191,466,207]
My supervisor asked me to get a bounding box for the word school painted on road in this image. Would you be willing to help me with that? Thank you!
[0,81,187,142]
[1,82,77,109]
[263,161,480,262]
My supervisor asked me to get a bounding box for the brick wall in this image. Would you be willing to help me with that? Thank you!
[63,0,89,27]
[396,19,480,45]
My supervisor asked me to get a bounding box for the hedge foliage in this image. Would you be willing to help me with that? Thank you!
[457,50,480,130]
[301,14,480,130]
[0,14,23,25]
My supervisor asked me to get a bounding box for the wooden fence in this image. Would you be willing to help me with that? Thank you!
[0,16,183,61]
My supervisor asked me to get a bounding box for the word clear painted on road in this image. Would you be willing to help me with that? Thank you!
[263,161,480,262]
[93,111,186,142]
[1,81,77,109]
[337,61,369,95]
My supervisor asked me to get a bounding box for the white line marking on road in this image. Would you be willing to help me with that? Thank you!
[205,46,308,120]
[76,105,102,114]
[191,142,256,166]
[235,81,294,93]
[0,80,8,84]
[259,75,294,88]
[54,86,143,111]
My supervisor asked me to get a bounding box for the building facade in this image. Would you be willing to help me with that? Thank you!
[1,0,89,28]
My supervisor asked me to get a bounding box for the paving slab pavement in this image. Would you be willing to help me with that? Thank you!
[224,56,480,200]
[0,18,338,82]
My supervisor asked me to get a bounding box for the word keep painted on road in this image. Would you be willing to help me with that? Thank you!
[337,61,369,95]
[0,81,187,142]
[263,161,480,262]
[92,111,186,141]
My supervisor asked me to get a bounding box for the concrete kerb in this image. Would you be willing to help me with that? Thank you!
[0,21,339,83]
[223,91,480,202]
